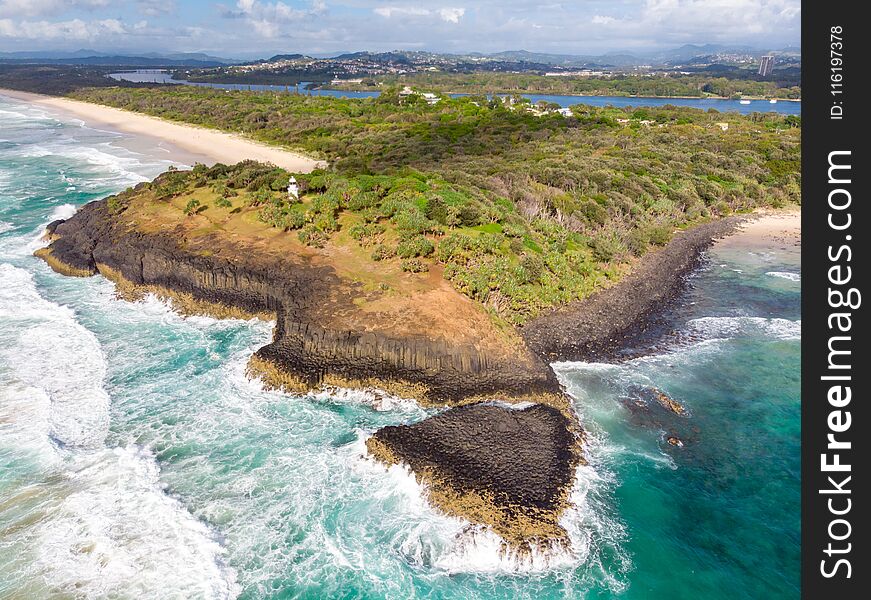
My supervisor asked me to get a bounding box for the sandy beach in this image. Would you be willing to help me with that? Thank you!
[718,208,801,252]
[0,88,326,173]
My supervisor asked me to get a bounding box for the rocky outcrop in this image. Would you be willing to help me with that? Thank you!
[366,402,581,547]
[38,189,742,551]
[522,217,742,362]
[39,197,560,406]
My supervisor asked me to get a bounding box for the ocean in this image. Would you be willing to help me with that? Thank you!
[0,93,800,599]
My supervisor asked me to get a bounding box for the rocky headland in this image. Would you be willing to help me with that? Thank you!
[36,173,746,552]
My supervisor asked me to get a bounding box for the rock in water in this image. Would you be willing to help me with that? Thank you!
[366,402,580,548]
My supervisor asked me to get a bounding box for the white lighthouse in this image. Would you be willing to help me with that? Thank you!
[287,176,299,200]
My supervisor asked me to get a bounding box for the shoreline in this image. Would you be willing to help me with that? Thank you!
[523,207,801,362]
[715,208,801,251]
[0,88,326,172]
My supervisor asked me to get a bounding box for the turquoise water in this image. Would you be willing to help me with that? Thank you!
[108,70,801,115]
[0,94,800,598]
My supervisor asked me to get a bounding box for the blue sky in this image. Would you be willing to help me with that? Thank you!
[0,0,801,57]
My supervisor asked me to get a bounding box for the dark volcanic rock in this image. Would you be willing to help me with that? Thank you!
[522,217,742,362]
[367,402,580,544]
[41,198,560,404]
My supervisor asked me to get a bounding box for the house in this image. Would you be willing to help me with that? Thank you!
[557,107,573,117]
[399,86,440,105]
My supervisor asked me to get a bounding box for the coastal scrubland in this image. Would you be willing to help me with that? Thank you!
[70,86,800,322]
[324,71,802,99]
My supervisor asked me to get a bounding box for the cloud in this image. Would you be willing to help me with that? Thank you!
[0,0,111,19]
[136,0,176,17]
[373,6,429,18]
[599,0,801,41]
[0,17,125,40]
[373,5,466,23]
[221,0,327,37]
[0,0,801,56]
[437,7,464,23]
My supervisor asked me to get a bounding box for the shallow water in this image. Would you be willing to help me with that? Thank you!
[0,94,799,598]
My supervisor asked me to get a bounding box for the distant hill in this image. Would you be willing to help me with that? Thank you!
[0,50,236,67]
[264,54,311,62]
[1,45,801,70]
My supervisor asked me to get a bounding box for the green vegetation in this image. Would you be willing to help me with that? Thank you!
[327,72,801,99]
[73,85,800,322]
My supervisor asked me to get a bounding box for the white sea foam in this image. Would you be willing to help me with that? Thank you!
[48,203,78,221]
[0,380,60,467]
[310,386,424,412]
[688,316,801,341]
[28,445,240,600]
[21,204,78,253]
[766,271,801,282]
[20,144,151,186]
[0,263,109,448]
[0,263,241,599]
[0,221,14,233]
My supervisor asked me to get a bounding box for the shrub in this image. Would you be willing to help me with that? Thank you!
[646,223,672,246]
[424,196,449,224]
[298,225,328,247]
[107,194,128,215]
[347,190,380,211]
[392,208,433,236]
[627,228,649,256]
[589,233,623,263]
[184,199,201,215]
[519,252,545,282]
[371,244,395,261]
[313,212,339,233]
[401,258,429,273]
[249,188,274,207]
[349,222,385,243]
[435,233,474,262]
[396,235,435,258]
[455,203,482,226]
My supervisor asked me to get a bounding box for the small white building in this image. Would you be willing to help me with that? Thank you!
[557,107,573,117]
[400,86,439,105]
[287,176,299,200]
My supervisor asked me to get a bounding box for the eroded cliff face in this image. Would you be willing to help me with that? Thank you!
[39,198,561,406]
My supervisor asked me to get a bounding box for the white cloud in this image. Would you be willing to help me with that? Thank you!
[613,0,801,39]
[373,6,428,18]
[374,5,465,23]
[223,0,327,38]
[0,0,801,56]
[0,17,126,40]
[136,0,176,17]
[0,0,110,19]
[437,7,464,23]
